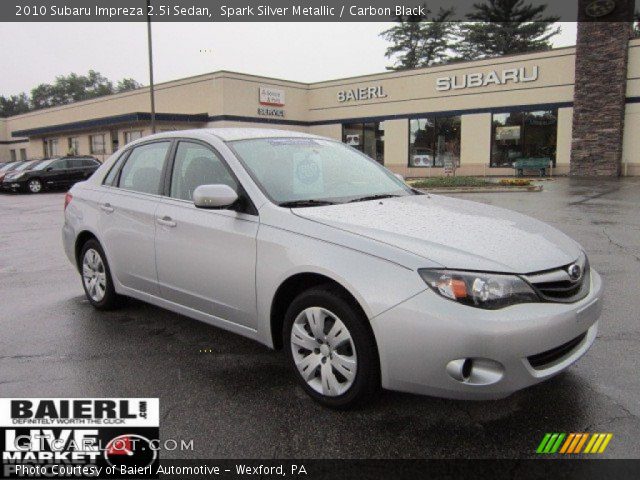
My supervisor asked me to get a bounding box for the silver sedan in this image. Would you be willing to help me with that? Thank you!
[62,129,602,408]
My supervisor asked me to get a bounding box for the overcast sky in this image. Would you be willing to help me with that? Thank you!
[0,22,577,96]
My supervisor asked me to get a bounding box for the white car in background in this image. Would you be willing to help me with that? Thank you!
[62,129,602,408]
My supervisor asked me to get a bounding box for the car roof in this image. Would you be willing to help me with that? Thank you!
[136,128,324,143]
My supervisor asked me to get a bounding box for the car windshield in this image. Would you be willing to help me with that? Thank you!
[230,137,413,205]
[32,159,55,170]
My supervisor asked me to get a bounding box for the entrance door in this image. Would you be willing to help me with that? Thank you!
[342,122,384,164]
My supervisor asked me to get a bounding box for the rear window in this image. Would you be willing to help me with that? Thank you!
[116,142,170,195]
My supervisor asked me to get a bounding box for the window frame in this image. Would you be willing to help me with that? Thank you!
[10,150,16,162]
[19,148,27,161]
[163,138,258,215]
[490,108,558,168]
[45,138,59,158]
[89,134,107,155]
[408,115,462,168]
[124,130,144,144]
[104,140,173,197]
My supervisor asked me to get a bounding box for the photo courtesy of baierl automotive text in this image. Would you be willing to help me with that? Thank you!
[1,0,639,479]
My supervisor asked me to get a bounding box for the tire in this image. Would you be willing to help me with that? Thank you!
[79,239,122,310]
[283,285,380,409]
[27,178,43,194]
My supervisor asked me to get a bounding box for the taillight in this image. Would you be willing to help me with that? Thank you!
[64,192,73,211]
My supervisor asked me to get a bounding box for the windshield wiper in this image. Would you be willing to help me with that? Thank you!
[279,199,337,208]
[348,194,402,203]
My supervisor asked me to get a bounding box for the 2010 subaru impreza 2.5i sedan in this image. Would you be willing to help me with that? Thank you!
[62,129,602,409]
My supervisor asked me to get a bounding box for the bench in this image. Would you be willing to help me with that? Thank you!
[514,158,552,177]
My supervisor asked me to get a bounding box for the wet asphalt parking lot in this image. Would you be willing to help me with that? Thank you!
[0,177,638,459]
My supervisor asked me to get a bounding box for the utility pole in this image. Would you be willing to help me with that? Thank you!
[146,0,156,134]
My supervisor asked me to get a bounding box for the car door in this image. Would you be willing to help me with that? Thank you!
[98,141,172,296]
[62,158,86,186]
[154,140,259,329]
[43,158,68,187]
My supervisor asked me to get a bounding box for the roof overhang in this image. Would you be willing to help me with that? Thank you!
[11,112,209,138]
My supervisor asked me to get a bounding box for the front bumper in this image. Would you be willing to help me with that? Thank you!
[370,269,603,400]
[1,180,25,191]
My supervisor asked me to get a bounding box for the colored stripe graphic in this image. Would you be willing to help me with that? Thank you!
[537,433,613,454]
[536,433,566,454]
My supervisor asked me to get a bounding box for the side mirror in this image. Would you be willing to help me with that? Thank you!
[193,184,239,209]
[46,167,53,171]
[394,173,405,182]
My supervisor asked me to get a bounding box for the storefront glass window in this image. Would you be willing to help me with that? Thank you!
[124,130,143,144]
[44,138,59,158]
[409,116,461,167]
[90,134,106,154]
[68,137,80,155]
[342,122,384,164]
[491,109,557,167]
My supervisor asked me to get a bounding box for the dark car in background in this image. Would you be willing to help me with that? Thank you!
[2,156,101,193]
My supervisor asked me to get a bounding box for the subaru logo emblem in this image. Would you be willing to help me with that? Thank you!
[568,264,582,282]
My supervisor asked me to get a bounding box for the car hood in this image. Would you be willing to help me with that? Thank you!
[293,194,582,273]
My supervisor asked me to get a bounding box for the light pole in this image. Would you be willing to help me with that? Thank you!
[146,0,156,134]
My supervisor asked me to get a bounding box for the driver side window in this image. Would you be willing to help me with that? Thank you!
[169,142,237,201]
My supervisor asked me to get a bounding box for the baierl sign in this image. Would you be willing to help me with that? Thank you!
[436,65,539,91]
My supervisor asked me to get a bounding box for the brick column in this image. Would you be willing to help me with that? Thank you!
[571,1,633,176]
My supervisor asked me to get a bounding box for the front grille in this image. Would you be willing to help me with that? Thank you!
[527,332,587,370]
[524,255,590,303]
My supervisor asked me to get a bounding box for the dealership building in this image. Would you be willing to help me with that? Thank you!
[1,23,638,177]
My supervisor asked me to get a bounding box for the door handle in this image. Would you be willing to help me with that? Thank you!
[157,216,177,228]
[100,203,114,213]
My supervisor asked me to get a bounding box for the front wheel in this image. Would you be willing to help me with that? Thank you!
[80,239,122,310]
[283,286,380,409]
[27,178,43,194]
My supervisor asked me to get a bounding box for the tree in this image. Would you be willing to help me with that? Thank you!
[380,4,456,70]
[455,0,560,60]
[2,71,142,116]
[0,93,30,117]
[116,78,142,92]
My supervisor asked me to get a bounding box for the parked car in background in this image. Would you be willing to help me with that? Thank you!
[3,156,100,193]
[1,160,44,191]
[62,129,602,409]
[0,161,23,183]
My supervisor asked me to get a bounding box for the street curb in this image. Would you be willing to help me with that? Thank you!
[415,185,543,194]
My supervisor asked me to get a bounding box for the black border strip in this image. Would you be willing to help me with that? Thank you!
[11,112,209,137]
[0,139,27,144]
[206,102,574,127]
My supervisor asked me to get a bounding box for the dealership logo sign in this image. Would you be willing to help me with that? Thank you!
[337,85,387,103]
[259,86,285,107]
[0,398,160,478]
[585,0,617,18]
[436,66,539,91]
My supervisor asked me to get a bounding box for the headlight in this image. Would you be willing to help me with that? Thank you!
[418,269,539,310]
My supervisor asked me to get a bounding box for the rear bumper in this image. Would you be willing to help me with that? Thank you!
[62,221,76,266]
[370,269,603,400]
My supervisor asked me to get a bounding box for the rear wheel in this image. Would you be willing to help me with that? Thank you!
[80,239,122,310]
[283,286,379,409]
[27,178,42,194]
